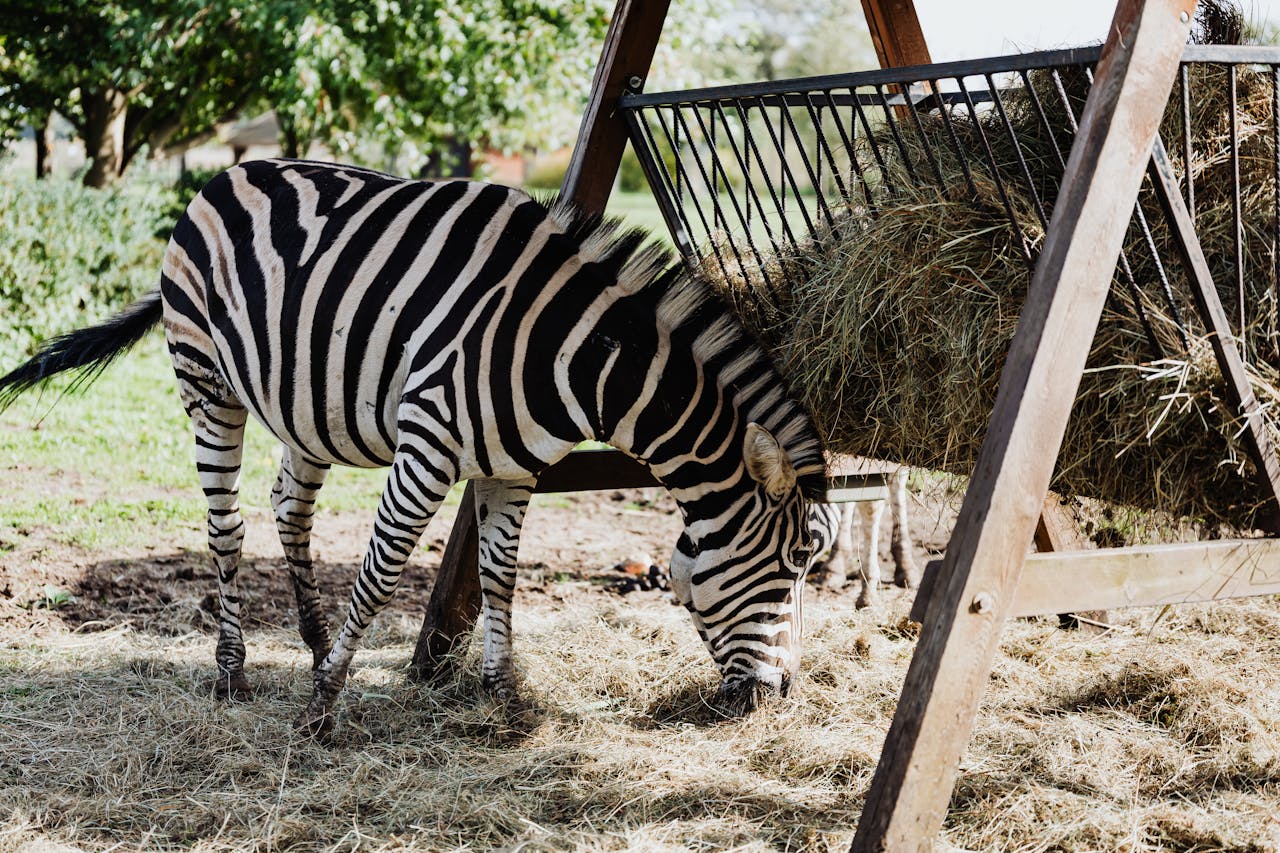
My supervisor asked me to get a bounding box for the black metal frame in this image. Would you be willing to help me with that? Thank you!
[620,43,1280,368]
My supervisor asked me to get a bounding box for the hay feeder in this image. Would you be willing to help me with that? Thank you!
[422,0,1277,847]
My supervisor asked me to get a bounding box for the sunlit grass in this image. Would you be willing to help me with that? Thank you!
[0,333,463,552]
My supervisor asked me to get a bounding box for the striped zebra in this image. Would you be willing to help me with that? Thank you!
[0,159,826,738]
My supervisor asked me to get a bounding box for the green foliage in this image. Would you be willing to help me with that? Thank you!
[524,155,569,190]
[276,0,611,170]
[0,172,174,359]
[2,1,612,182]
[1,1,303,184]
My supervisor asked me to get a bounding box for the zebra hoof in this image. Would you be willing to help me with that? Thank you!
[292,702,335,742]
[208,670,253,702]
[855,588,880,610]
[713,677,778,718]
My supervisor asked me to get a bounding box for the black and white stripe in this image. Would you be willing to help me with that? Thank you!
[0,159,827,734]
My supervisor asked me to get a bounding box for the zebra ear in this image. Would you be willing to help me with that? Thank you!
[744,422,796,500]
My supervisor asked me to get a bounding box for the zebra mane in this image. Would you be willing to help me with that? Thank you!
[544,196,827,499]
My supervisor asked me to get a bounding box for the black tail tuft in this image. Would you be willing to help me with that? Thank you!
[0,289,164,412]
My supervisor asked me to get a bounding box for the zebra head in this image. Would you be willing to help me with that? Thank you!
[669,423,816,717]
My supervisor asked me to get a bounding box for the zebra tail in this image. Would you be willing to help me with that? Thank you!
[0,289,163,411]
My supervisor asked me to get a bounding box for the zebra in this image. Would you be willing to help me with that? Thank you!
[807,468,920,607]
[0,159,826,738]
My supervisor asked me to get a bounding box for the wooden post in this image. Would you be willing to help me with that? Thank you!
[410,0,670,678]
[851,1,1196,849]
[860,0,932,69]
[1035,495,1108,633]
[561,0,673,214]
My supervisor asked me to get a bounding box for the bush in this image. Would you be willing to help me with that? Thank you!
[0,173,177,360]
[523,153,570,190]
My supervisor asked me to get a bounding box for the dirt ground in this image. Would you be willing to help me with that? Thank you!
[0,480,956,638]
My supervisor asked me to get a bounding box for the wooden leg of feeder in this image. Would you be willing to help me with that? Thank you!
[561,0,672,213]
[861,0,932,69]
[410,0,670,671]
[850,2,1194,849]
[409,483,482,680]
[1035,496,1108,634]
[1147,136,1280,534]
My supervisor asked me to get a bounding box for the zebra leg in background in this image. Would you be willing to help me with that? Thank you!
[855,500,886,609]
[890,468,920,589]
[473,477,535,702]
[294,447,450,739]
[822,504,856,590]
[271,449,333,669]
[178,375,251,700]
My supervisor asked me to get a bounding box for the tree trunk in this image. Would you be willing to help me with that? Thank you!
[278,114,302,159]
[82,88,128,188]
[34,113,55,179]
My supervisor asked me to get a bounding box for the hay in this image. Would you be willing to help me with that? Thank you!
[6,586,1280,850]
[705,40,1280,533]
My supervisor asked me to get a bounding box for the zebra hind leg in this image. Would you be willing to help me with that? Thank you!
[821,504,856,590]
[271,449,333,669]
[890,468,921,589]
[855,499,886,609]
[178,375,251,700]
[294,446,450,740]
[473,478,535,703]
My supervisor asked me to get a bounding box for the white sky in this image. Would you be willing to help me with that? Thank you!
[914,0,1280,61]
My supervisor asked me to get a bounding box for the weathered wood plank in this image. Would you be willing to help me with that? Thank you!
[1015,537,1280,615]
[851,2,1196,849]
[560,0,672,214]
[1035,495,1109,632]
[913,537,1280,618]
[1146,136,1280,534]
[860,0,932,69]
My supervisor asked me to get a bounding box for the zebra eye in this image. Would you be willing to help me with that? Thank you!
[789,547,809,566]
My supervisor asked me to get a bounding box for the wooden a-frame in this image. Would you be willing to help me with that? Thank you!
[407,0,1280,847]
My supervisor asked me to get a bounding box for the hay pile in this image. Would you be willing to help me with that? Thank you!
[710,15,1280,531]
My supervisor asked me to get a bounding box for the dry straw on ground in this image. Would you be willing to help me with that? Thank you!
[4,584,1280,851]
[707,12,1280,534]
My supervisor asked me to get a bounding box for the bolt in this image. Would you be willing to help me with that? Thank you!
[971,592,995,615]
[1180,10,1190,23]
[627,75,644,91]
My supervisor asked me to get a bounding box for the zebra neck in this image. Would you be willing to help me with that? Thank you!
[588,324,766,510]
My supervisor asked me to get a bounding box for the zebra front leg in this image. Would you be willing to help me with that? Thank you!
[181,382,251,699]
[855,500,885,609]
[890,467,921,589]
[294,447,450,740]
[271,449,333,669]
[473,478,535,703]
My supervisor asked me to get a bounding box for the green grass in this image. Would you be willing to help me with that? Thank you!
[604,191,674,239]
[0,334,463,552]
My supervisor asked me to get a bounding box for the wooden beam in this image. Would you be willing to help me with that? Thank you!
[1146,136,1280,534]
[860,0,932,69]
[851,2,1196,849]
[1035,495,1108,632]
[560,0,671,215]
[913,537,1280,618]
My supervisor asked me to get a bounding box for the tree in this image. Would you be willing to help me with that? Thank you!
[1,1,302,186]
[1,0,611,185]
[273,0,611,174]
